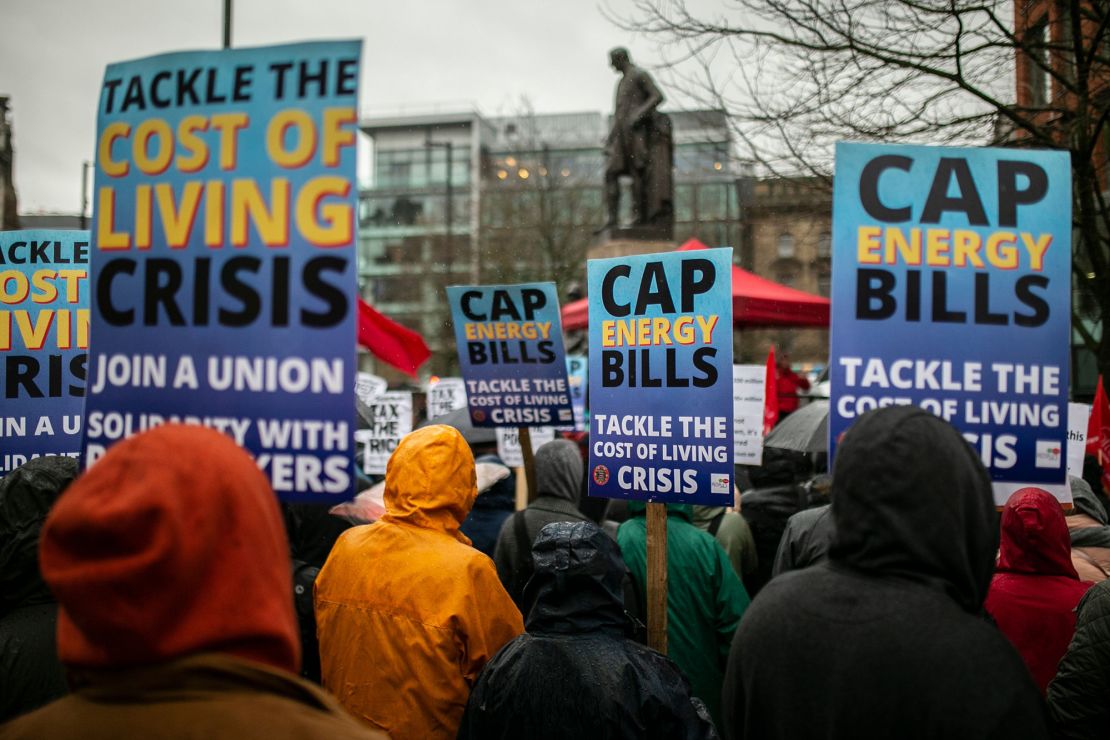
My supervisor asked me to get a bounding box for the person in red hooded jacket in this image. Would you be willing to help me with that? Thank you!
[0,424,382,740]
[985,487,1094,694]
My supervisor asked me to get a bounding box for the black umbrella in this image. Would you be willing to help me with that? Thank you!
[418,406,497,446]
[764,400,829,453]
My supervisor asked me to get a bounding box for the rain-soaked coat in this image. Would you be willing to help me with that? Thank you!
[618,502,748,728]
[0,457,75,722]
[459,521,717,740]
[722,406,1049,740]
[985,487,1092,694]
[315,425,524,740]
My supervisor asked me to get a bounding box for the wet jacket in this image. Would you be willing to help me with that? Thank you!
[315,425,524,740]
[691,506,758,582]
[494,440,590,610]
[1047,580,1110,739]
[1066,477,1110,581]
[2,424,380,739]
[461,455,515,557]
[771,503,835,577]
[618,503,749,728]
[0,653,378,740]
[722,407,1048,740]
[460,521,718,740]
[0,458,75,722]
[985,488,1092,694]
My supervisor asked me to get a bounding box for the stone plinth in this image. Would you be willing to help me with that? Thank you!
[588,234,676,261]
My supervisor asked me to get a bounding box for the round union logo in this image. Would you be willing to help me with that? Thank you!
[592,465,610,485]
[471,409,486,423]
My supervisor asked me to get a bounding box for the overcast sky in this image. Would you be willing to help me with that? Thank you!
[3,0,690,213]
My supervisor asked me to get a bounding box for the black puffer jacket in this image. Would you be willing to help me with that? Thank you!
[460,521,717,740]
[0,457,76,721]
[1047,580,1110,739]
[723,406,1048,740]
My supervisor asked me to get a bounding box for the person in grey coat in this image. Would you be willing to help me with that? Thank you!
[493,440,590,612]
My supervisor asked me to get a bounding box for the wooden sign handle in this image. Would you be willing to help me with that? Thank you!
[519,426,537,503]
[646,501,668,654]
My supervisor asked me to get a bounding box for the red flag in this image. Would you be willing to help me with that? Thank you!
[356,298,431,378]
[1088,376,1110,492]
[764,345,779,435]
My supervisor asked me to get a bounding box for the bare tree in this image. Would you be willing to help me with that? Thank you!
[615,0,1109,381]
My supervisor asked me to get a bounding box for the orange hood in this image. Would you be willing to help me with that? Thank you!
[381,425,477,544]
[40,424,300,674]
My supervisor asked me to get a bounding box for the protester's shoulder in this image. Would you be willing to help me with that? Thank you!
[1076,579,1110,622]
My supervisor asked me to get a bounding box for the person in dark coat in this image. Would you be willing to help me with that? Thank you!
[722,406,1049,740]
[771,503,834,577]
[461,454,516,557]
[1047,580,1110,739]
[459,521,717,740]
[494,440,590,610]
[985,487,1092,694]
[0,457,76,722]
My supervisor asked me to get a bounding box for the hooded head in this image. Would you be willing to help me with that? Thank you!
[534,439,583,504]
[522,521,626,635]
[381,424,476,543]
[40,425,299,673]
[997,487,1078,579]
[0,456,78,613]
[829,406,996,613]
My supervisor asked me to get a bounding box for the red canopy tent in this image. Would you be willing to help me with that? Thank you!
[560,238,830,331]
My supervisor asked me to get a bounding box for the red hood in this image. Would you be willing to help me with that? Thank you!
[40,424,300,673]
[996,487,1078,579]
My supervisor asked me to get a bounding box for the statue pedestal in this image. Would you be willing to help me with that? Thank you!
[588,227,676,261]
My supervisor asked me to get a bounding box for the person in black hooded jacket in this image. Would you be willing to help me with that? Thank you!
[460,521,717,740]
[721,406,1048,740]
[0,457,77,721]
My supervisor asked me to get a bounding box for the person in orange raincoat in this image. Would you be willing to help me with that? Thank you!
[315,424,524,740]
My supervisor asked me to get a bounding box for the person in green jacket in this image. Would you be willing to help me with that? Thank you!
[617,502,750,729]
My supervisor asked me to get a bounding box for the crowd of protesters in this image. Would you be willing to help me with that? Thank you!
[2,402,1110,739]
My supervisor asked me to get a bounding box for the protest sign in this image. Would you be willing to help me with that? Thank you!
[565,355,588,431]
[355,372,387,405]
[587,247,734,505]
[830,143,1071,505]
[1,231,89,475]
[446,282,574,428]
[496,426,556,468]
[84,41,362,501]
[1068,403,1090,479]
[355,391,412,475]
[426,376,466,419]
[733,364,766,466]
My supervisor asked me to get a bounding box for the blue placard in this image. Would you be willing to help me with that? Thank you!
[830,142,1071,499]
[587,248,735,505]
[447,282,574,427]
[566,354,588,431]
[1,231,89,475]
[83,41,362,502]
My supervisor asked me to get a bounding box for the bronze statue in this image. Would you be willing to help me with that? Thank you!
[599,48,674,237]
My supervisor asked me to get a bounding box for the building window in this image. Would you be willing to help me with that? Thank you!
[817,231,831,258]
[777,232,795,258]
[1026,18,1051,107]
[776,271,796,288]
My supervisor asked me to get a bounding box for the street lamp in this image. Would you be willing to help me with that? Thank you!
[425,131,453,281]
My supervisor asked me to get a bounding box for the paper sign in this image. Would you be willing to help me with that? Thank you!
[1,231,90,476]
[1068,403,1090,479]
[496,426,556,468]
[355,391,412,474]
[587,247,735,505]
[733,365,766,466]
[565,354,588,431]
[447,282,574,427]
[830,143,1071,505]
[355,372,387,405]
[83,41,363,502]
[426,376,467,419]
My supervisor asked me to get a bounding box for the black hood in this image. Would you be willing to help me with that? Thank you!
[0,456,78,613]
[522,521,626,636]
[829,406,996,614]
